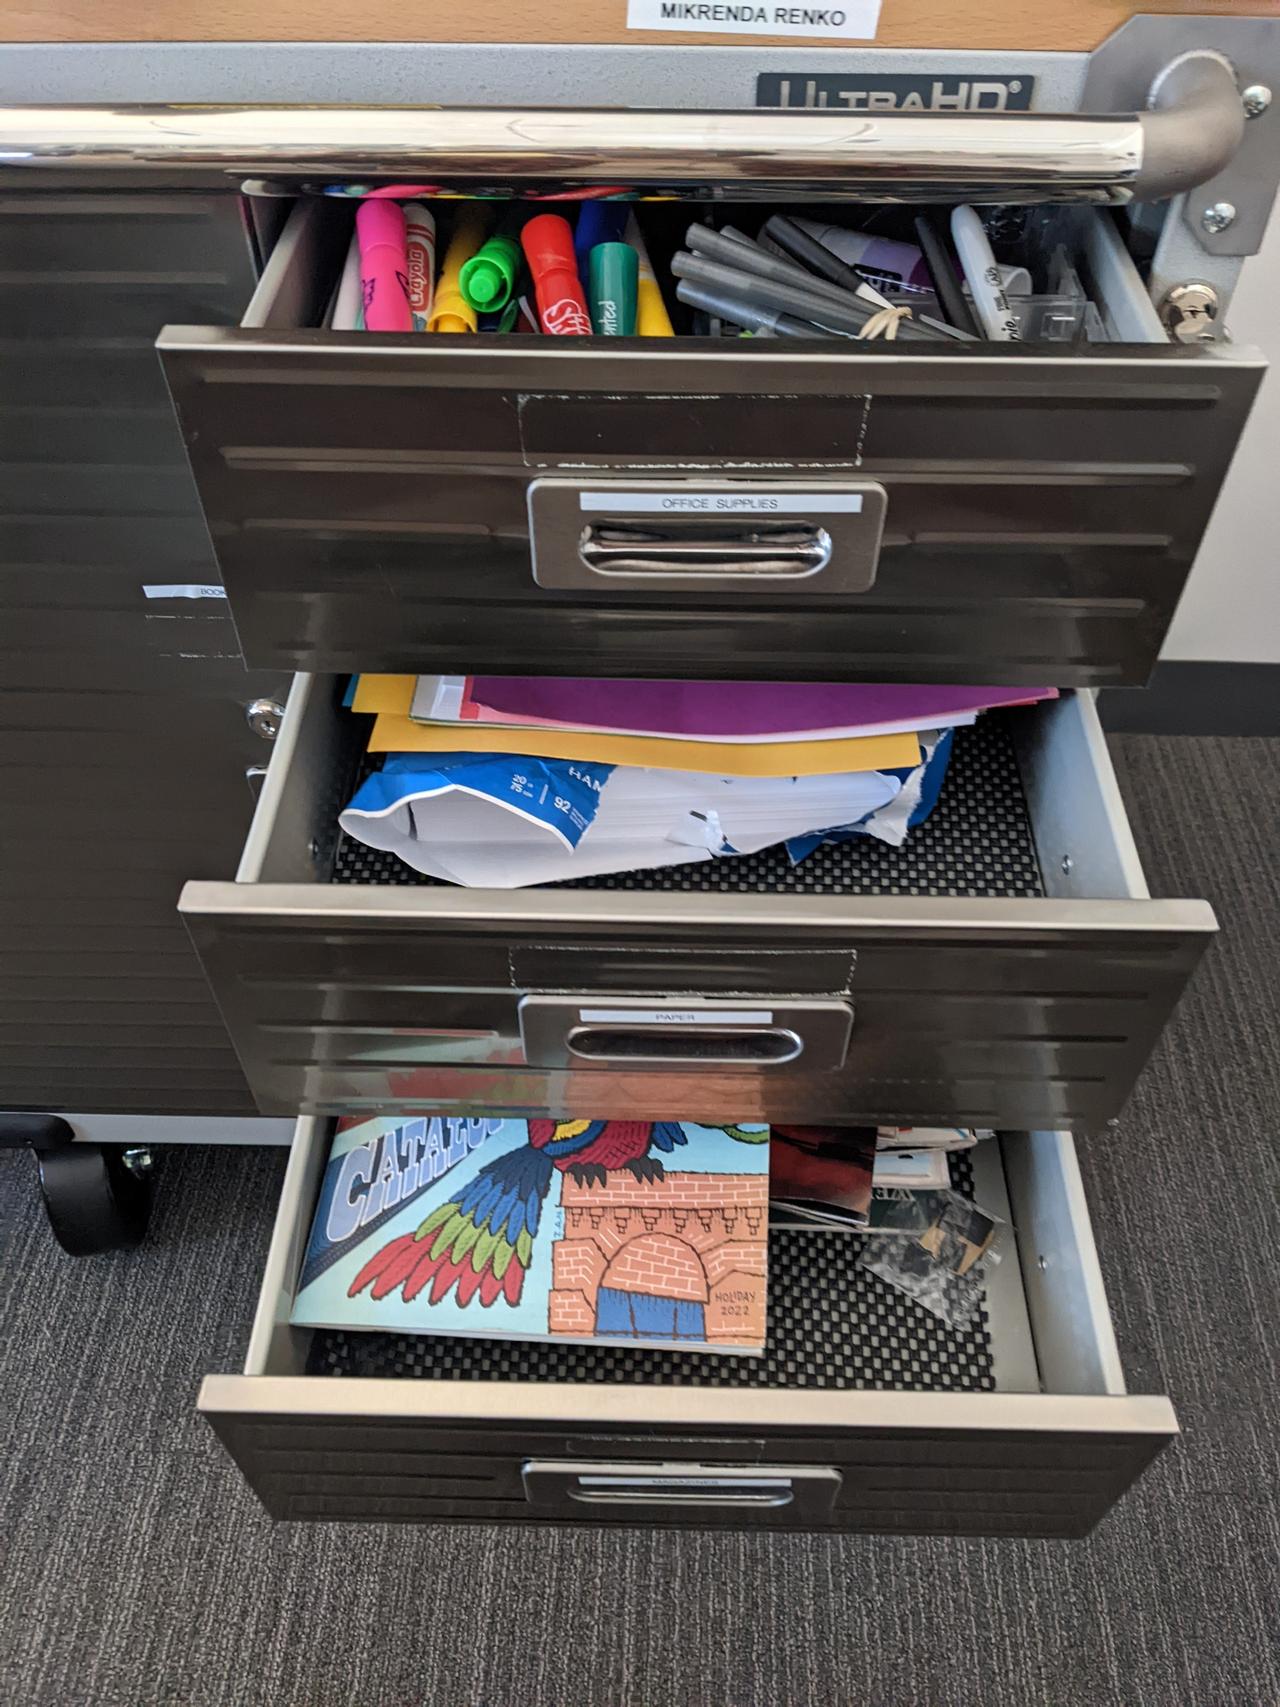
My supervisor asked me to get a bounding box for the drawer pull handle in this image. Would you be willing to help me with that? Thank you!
[522,1461,842,1517]
[565,1023,804,1065]
[0,56,1245,202]
[519,994,853,1072]
[566,1486,795,1509]
[579,520,831,582]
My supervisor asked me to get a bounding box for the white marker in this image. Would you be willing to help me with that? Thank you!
[403,203,437,332]
[330,232,364,330]
[950,205,1021,342]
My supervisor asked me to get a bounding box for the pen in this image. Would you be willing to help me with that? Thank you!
[671,251,882,338]
[428,210,486,334]
[675,279,838,338]
[685,224,875,318]
[792,216,935,292]
[912,213,980,336]
[588,241,639,335]
[950,206,1021,341]
[521,213,592,335]
[625,212,675,337]
[403,203,437,331]
[673,248,946,342]
[355,200,412,333]
[763,213,871,298]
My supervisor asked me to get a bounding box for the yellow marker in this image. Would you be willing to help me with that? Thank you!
[427,210,486,334]
[625,211,675,337]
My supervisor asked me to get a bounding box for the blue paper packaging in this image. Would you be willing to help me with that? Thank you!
[785,729,954,864]
[353,752,613,849]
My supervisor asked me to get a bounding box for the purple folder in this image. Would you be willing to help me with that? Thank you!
[466,677,1057,739]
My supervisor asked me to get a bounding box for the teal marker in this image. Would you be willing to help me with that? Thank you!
[459,233,521,314]
[587,242,638,335]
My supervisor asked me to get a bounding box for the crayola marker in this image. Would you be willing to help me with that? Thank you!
[428,210,485,334]
[355,200,412,332]
[403,203,437,331]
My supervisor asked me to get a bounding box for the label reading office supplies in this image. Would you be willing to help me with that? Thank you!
[579,491,863,515]
[530,475,886,595]
[756,72,1036,110]
[627,1,881,40]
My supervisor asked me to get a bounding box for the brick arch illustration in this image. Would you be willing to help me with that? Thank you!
[605,1233,710,1299]
[598,1234,710,1342]
[548,1172,768,1347]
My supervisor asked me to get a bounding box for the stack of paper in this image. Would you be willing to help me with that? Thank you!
[406,674,1055,742]
[339,674,1058,889]
[351,675,924,776]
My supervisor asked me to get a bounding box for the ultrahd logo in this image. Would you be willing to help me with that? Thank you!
[756,73,1036,111]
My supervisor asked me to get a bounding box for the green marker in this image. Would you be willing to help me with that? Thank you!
[587,241,639,335]
[459,233,521,313]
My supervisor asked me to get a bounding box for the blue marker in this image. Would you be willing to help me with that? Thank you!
[574,201,630,286]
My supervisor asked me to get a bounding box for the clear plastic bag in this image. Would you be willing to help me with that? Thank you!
[859,1189,1003,1329]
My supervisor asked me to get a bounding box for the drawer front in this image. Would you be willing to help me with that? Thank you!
[159,328,1263,688]
[179,886,1212,1130]
[198,1117,1178,1538]
[200,1393,1173,1537]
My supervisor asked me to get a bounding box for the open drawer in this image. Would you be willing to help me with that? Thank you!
[198,1117,1177,1537]
[158,194,1263,688]
[178,677,1214,1130]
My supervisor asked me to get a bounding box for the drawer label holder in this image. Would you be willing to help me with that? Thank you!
[529,477,887,596]
[578,490,864,515]
[627,1,881,41]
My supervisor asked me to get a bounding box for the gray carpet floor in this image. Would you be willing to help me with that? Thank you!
[2,733,1278,1707]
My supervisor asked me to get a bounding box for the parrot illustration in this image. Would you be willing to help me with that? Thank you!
[348,1119,761,1311]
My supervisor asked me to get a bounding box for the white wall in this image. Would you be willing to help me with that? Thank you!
[1163,215,1280,662]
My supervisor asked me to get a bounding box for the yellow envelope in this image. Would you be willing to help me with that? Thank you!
[366,711,918,777]
[353,675,417,714]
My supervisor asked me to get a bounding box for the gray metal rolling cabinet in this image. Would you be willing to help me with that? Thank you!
[1,10,1277,1537]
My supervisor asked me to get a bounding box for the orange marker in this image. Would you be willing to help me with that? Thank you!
[521,214,592,336]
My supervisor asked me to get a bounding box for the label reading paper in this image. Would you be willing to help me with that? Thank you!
[142,584,228,600]
[580,491,864,515]
[626,1,881,39]
[580,1008,774,1026]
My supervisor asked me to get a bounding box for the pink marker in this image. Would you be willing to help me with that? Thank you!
[355,200,412,332]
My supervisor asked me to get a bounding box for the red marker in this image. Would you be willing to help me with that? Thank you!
[521,214,592,336]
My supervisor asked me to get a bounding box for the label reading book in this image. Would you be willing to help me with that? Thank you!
[291,1116,770,1354]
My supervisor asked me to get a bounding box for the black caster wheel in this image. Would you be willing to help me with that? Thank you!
[35,1144,153,1256]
